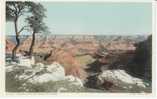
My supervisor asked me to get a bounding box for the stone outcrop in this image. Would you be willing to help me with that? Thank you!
[6,61,84,92]
[96,69,150,92]
[18,56,35,67]
[98,70,147,88]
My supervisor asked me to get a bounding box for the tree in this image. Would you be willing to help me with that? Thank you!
[26,3,49,56]
[6,1,30,60]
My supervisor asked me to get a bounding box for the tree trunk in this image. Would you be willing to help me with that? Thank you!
[12,18,20,61]
[28,31,35,56]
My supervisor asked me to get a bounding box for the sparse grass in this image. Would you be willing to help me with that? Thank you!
[6,71,85,92]
[5,67,25,92]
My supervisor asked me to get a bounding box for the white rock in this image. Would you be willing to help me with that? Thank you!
[31,56,35,65]
[65,75,83,87]
[28,62,65,83]
[46,62,65,78]
[133,78,146,88]
[133,78,143,83]
[34,63,45,71]
[6,65,26,72]
[145,83,149,86]
[30,73,63,83]
[65,75,75,82]
[18,56,35,67]
[136,82,146,88]
[6,66,14,72]
[98,69,146,88]
[18,74,30,80]
[113,70,135,84]
[36,63,45,68]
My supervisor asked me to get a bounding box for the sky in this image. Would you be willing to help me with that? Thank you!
[6,2,152,35]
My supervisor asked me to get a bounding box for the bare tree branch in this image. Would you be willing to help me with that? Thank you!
[18,26,29,33]
[12,3,18,17]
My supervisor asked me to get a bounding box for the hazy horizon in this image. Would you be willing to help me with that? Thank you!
[6,33,151,36]
[6,2,152,35]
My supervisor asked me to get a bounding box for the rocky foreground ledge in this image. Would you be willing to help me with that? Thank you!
[6,58,86,92]
[6,56,151,93]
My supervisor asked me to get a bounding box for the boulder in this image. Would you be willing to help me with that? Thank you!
[29,73,64,83]
[46,62,65,75]
[18,56,35,67]
[64,75,83,87]
[33,63,46,73]
[98,69,147,88]
[6,61,85,92]
[19,62,65,84]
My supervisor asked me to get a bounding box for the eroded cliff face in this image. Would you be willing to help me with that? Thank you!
[127,35,152,81]
[6,39,15,54]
